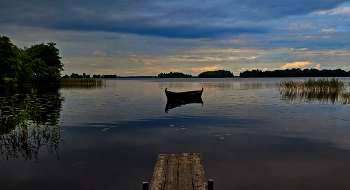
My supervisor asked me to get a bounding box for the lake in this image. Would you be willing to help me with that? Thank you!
[1,78,350,190]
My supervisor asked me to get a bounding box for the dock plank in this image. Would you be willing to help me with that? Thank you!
[147,153,210,190]
[191,153,208,190]
[178,153,193,190]
[150,154,168,190]
[164,154,179,190]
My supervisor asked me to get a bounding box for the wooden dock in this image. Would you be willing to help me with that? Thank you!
[143,153,213,190]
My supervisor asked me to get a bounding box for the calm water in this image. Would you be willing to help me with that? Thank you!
[1,78,350,190]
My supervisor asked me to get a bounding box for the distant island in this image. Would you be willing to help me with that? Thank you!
[198,70,234,78]
[158,72,192,78]
[61,73,118,78]
[240,68,350,77]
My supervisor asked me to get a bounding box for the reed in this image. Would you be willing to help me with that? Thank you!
[342,92,350,104]
[60,78,105,87]
[279,78,350,104]
[279,78,345,92]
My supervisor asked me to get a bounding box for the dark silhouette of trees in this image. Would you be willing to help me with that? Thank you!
[0,36,64,84]
[0,36,22,80]
[198,70,234,78]
[101,74,117,78]
[62,73,117,78]
[70,73,91,78]
[158,72,192,78]
[240,68,350,77]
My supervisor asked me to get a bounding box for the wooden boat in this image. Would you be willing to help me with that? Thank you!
[165,87,203,101]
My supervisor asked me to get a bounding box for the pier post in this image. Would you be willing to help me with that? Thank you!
[208,179,214,190]
[142,182,149,190]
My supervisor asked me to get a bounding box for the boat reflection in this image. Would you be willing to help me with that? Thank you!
[165,98,204,113]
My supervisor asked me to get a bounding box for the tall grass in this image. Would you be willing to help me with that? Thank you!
[279,78,345,92]
[279,78,350,104]
[60,78,105,87]
[342,92,350,104]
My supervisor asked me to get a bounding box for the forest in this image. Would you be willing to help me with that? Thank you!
[240,68,350,77]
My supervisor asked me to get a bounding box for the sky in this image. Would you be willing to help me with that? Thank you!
[1,0,350,76]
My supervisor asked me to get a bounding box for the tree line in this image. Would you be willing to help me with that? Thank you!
[198,70,234,78]
[62,73,117,78]
[158,72,192,78]
[158,70,234,78]
[0,36,63,84]
[240,68,350,78]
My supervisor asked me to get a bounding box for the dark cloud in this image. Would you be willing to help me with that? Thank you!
[0,0,347,38]
[54,20,267,38]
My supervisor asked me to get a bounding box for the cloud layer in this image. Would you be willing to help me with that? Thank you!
[1,0,350,75]
[1,0,348,39]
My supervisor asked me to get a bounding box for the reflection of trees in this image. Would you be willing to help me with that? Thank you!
[0,87,64,133]
[0,86,64,162]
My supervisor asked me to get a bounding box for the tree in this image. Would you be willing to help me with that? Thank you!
[0,36,22,79]
[1,36,65,84]
[25,42,64,82]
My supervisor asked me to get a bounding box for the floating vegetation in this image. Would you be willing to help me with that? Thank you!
[60,78,105,89]
[279,78,350,104]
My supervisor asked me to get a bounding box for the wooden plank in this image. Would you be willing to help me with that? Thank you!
[191,153,208,190]
[177,153,193,190]
[150,154,168,190]
[164,154,179,190]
